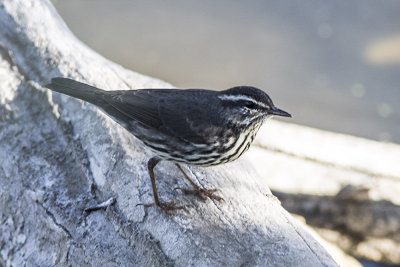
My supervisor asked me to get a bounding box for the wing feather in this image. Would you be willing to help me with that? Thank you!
[100,89,174,129]
[158,90,221,144]
[101,88,222,144]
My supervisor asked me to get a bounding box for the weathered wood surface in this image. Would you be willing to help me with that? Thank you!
[247,121,400,264]
[0,0,338,266]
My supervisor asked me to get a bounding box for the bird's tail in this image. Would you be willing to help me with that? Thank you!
[45,77,104,105]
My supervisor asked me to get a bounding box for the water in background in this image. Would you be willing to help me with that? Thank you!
[52,0,400,144]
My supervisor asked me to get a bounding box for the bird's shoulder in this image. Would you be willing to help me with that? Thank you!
[158,89,224,144]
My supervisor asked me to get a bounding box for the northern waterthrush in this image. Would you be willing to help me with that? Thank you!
[46,78,291,214]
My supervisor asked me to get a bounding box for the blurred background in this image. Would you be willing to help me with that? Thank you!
[51,0,400,144]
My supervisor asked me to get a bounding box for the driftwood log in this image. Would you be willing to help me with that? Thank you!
[273,189,400,264]
[0,0,338,266]
[247,120,400,265]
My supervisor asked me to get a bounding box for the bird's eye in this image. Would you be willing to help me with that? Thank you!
[244,101,256,109]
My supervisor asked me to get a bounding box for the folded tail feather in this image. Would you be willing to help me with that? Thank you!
[45,77,104,105]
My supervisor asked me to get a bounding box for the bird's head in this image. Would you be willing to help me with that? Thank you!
[218,86,291,127]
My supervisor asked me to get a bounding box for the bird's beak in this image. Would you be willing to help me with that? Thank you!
[271,107,291,117]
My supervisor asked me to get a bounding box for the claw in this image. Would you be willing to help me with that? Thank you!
[177,187,224,201]
[137,201,187,215]
[174,163,224,202]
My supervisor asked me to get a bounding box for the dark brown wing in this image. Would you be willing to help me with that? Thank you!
[102,88,223,144]
[99,89,174,129]
[157,89,222,144]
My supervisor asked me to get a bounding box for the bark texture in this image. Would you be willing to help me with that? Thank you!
[0,1,338,266]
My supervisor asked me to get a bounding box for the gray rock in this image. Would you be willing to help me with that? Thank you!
[0,0,338,266]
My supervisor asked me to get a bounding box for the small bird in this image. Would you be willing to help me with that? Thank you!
[46,78,291,214]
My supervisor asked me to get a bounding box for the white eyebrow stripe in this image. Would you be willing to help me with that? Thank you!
[218,94,269,109]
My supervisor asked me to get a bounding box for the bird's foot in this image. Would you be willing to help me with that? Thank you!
[137,201,186,215]
[176,187,224,201]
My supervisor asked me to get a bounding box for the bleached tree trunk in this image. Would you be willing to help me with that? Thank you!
[0,1,338,266]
